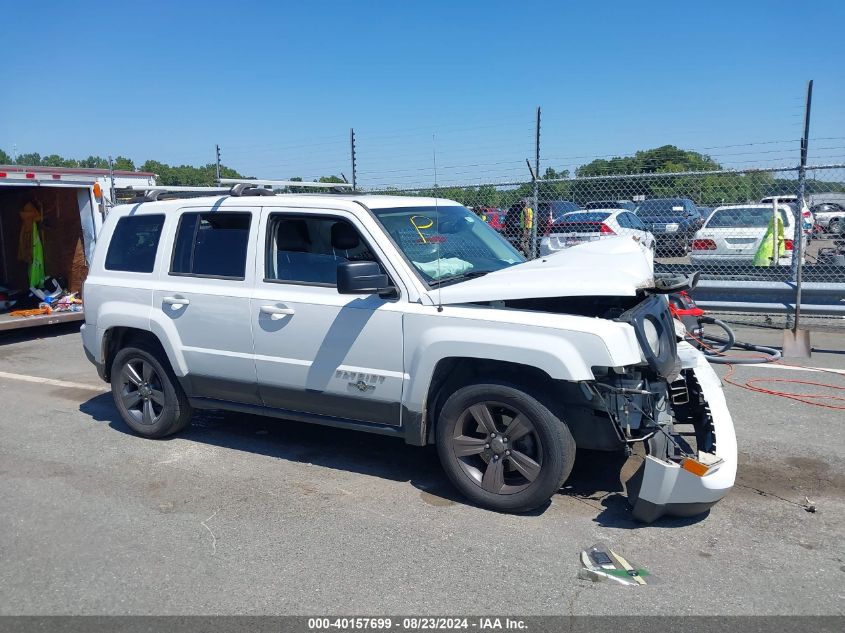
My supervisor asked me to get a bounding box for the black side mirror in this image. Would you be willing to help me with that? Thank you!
[337,261,395,296]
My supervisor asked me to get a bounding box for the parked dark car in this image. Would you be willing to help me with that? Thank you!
[503,200,582,254]
[634,198,703,257]
[584,200,636,212]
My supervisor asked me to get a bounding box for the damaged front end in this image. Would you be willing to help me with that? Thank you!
[436,238,736,522]
[585,296,737,523]
[633,343,736,523]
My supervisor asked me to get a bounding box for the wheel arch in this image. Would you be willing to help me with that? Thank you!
[401,324,605,446]
[101,326,178,382]
[418,356,560,445]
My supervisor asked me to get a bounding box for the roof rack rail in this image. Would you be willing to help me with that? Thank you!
[229,183,277,197]
[118,178,356,203]
[123,185,231,202]
[219,178,354,193]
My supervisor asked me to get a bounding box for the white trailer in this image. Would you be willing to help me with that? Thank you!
[0,165,156,331]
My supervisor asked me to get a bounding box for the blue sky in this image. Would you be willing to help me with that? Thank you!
[1,0,843,187]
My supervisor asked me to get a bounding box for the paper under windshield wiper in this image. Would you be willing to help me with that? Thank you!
[429,270,491,287]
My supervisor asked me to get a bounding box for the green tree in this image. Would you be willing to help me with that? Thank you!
[577,145,721,178]
[571,145,726,204]
[78,156,109,169]
[41,154,78,167]
[0,148,11,164]
[15,152,42,166]
[138,160,243,186]
[140,160,172,183]
[113,156,136,171]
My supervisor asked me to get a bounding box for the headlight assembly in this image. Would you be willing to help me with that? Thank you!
[615,295,679,379]
[643,316,662,356]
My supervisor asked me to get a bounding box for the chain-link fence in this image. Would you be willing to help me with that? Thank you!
[361,163,845,324]
[366,164,845,285]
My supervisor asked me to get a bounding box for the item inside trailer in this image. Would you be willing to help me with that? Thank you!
[0,187,87,330]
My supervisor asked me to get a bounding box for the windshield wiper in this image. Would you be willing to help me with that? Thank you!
[428,270,491,288]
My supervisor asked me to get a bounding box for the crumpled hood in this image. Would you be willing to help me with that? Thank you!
[434,237,655,304]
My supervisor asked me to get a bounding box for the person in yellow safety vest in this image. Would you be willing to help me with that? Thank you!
[520,202,534,256]
[752,214,786,266]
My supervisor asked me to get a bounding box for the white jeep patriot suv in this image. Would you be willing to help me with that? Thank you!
[81,186,736,522]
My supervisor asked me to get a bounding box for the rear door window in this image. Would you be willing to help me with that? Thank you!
[105,214,165,273]
[170,212,252,279]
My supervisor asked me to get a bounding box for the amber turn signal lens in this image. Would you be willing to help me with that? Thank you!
[93,183,102,200]
[681,457,710,477]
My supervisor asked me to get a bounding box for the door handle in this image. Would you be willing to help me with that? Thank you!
[163,296,190,308]
[260,305,295,320]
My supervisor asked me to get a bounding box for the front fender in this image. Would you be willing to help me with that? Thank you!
[402,310,642,418]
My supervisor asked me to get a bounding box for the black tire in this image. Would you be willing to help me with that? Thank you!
[110,343,192,438]
[830,218,841,235]
[436,382,576,513]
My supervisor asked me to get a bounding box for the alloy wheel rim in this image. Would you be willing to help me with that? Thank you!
[119,358,165,426]
[450,401,543,495]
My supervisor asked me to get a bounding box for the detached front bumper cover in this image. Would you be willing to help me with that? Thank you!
[628,342,737,523]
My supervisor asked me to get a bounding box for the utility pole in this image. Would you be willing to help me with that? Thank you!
[215,144,222,185]
[350,128,357,191]
[108,155,116,205]
[530,106,541,259]
[784,80,813,355]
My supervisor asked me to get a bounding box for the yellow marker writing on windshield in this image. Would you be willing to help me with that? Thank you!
[410,215,434,243]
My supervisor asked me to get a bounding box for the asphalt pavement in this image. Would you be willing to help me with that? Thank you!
[0,322,843,615]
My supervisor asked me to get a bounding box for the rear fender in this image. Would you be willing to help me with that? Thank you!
[96,303,188,377]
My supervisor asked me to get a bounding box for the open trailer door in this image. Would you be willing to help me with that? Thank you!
[0,165,156,332]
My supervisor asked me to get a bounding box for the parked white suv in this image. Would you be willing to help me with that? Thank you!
[81,187,736,522]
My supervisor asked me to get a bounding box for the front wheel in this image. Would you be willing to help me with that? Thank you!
[436,383,576,513]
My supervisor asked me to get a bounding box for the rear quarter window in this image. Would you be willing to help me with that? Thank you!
[104,214,165,273]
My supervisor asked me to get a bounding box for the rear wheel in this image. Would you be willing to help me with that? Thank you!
[829,218,842,235]
[436,383,575,513]
[111,345,192,438]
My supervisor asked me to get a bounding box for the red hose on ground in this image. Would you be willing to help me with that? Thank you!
[683,321,845,410]
[722,364,845,411]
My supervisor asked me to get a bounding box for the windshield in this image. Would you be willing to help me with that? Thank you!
[372,205,524,284]
[635,199,690,216]
[707,207,789,228]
